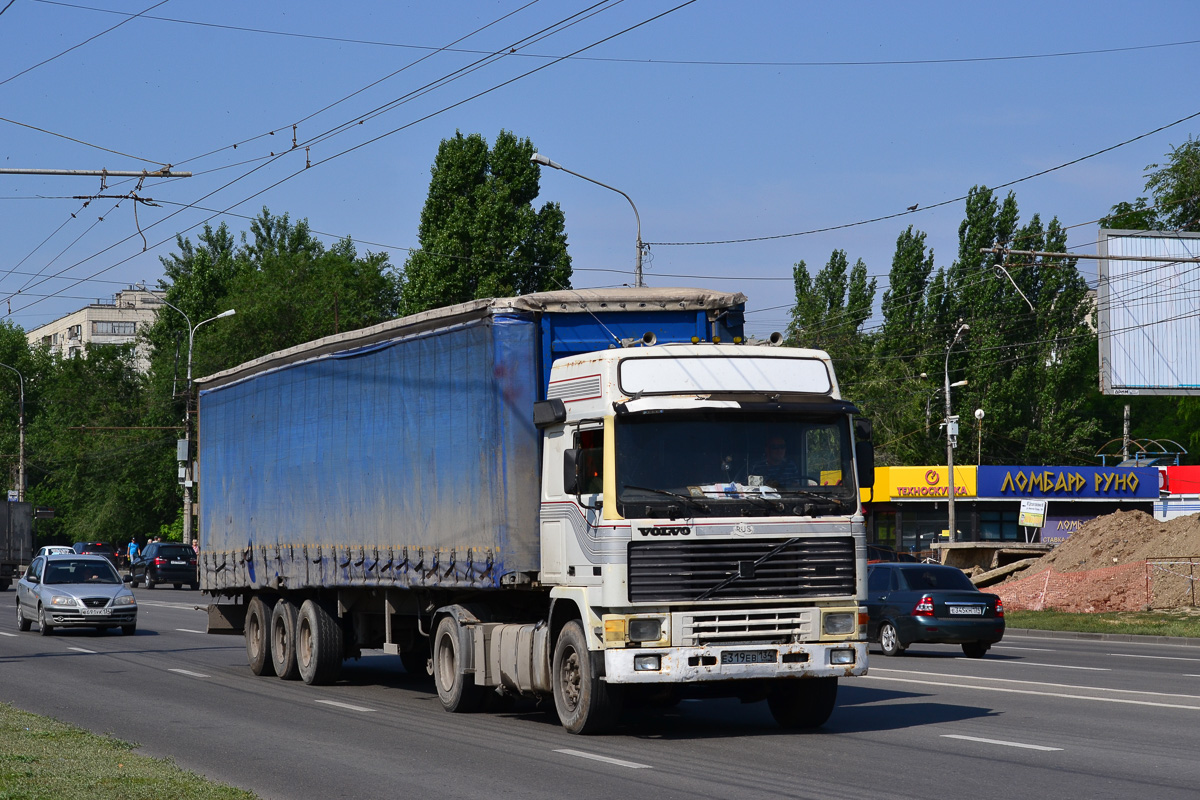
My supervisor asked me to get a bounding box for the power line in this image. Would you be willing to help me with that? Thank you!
[645,109,1200,246]
[0,0,171,88]
[31,2,1200,69]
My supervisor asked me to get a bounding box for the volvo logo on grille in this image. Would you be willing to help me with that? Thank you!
[640,526,691,537]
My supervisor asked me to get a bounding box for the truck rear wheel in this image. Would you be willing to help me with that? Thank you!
[552,620,623,735]
[245,595,275,676]
[767,677,838,730]
[270,598,301,680]
[296,599,343,686]
[433,615,485,712]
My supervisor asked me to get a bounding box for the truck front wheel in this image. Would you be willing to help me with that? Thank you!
[432,615,485,712]
[767,677,838,730]
[270,598,301,680]
[552,620,623,735]
[245,596,275,676]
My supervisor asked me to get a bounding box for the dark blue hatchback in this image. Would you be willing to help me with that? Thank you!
[866,563,1005,658]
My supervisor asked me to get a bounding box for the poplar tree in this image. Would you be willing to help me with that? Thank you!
[401,130,572,313]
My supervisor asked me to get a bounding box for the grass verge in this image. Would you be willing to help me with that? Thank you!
[0,703,257,800]
[1007,608,1200,638]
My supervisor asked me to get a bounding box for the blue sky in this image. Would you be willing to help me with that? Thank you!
[3,0,1199,339]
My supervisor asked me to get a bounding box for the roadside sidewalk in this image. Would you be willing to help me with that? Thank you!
[1007,627,1200,647]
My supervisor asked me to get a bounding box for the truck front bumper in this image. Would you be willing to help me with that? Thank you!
[604,641,868,684]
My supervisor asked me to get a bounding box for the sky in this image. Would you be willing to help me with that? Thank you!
[3,0,1199,340]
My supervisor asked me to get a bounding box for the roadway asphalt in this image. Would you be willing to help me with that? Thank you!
[2,588,1199,799]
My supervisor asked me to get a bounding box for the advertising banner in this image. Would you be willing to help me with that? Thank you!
[1040,515,1093,546]
[977,466,1158,500]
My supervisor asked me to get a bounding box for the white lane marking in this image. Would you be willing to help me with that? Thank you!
[315,699,375,713]
[1107,653,1200,662]
[554,749,652,770]
[176,628,205,634]
[995,661,1110,671]
[872,667,1200,700]
[168,668,211,678]
[68,646,97,654]
[942,734,1063,752]
[1186,675,1200,678]
[863,674,1200,710]
[992,645,1055,652]
[0,631,17,637]
[138,601,201,610]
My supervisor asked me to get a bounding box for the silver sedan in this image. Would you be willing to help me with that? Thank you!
[15,554,137,636]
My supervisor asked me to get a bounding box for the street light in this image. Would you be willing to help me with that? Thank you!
[923,377,967,434]
[944,321,969,547]
[0,362,25,502]
[146,302,236,545]
[975,408,985,465]
[530,152,646,287]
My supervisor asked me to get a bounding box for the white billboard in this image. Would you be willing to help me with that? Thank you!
[1098,229,1200,395]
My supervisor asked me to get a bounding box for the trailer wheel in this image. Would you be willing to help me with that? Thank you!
[270,598,301,680]
[296,599,343,686]
[552,620,623,734]
[245,595,275,676]
[432,615,485,712]
[767,677,838,730]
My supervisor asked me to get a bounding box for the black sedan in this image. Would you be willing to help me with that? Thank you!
[866,562,1005,658]
[72,541,120,568]
[130,542,198,590]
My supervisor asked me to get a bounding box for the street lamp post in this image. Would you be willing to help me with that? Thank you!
[530,153,645,287]
[0,362,24,502]
[147,301,236,544]
[181,310,236,545]
[944,322,970,546]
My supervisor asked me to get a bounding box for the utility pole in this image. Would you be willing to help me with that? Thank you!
[944,322,969,546]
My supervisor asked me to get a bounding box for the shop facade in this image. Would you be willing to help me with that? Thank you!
[863,465,1157,559]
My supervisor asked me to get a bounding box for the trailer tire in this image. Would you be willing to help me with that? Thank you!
[296,599,343,686]
[552,620,623,735]
[433,615,485,713]
[767,677,838,730]
[245,595,275,676]
[270,598,301,680]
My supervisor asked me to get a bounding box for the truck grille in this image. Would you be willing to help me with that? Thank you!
[678,607,817,646]
[628,537,856,603]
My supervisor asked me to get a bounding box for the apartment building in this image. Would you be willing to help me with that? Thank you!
[25,287,165,371]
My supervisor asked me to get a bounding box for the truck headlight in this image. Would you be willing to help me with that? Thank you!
[633,655,662,671]
[628,617,663,643]
[823,612,854,635]
[830,648,856,665]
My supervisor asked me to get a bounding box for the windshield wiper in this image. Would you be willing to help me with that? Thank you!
[694,537,800,601]
[777,489,846,509]
[621,484,709,512]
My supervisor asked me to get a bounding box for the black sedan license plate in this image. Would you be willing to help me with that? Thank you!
[948,605,983,615]
[721,649,777,665]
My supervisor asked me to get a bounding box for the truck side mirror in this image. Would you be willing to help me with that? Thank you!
[534,399,567,428]
[563,448,581,495]
[855,440,875,489]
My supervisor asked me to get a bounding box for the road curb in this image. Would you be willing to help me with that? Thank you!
[1007,627,1200,647]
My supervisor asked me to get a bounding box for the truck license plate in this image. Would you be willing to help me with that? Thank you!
[720,649,777,665]
[81,608,110,616]
[948,606,983,615]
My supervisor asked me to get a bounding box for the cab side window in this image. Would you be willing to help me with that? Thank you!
[576,428,604,494]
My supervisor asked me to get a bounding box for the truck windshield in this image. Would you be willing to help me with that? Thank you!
[614,410,857,519]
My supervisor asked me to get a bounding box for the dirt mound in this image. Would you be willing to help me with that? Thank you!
[1038,510,1200,572]
[996,510,1200,611]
